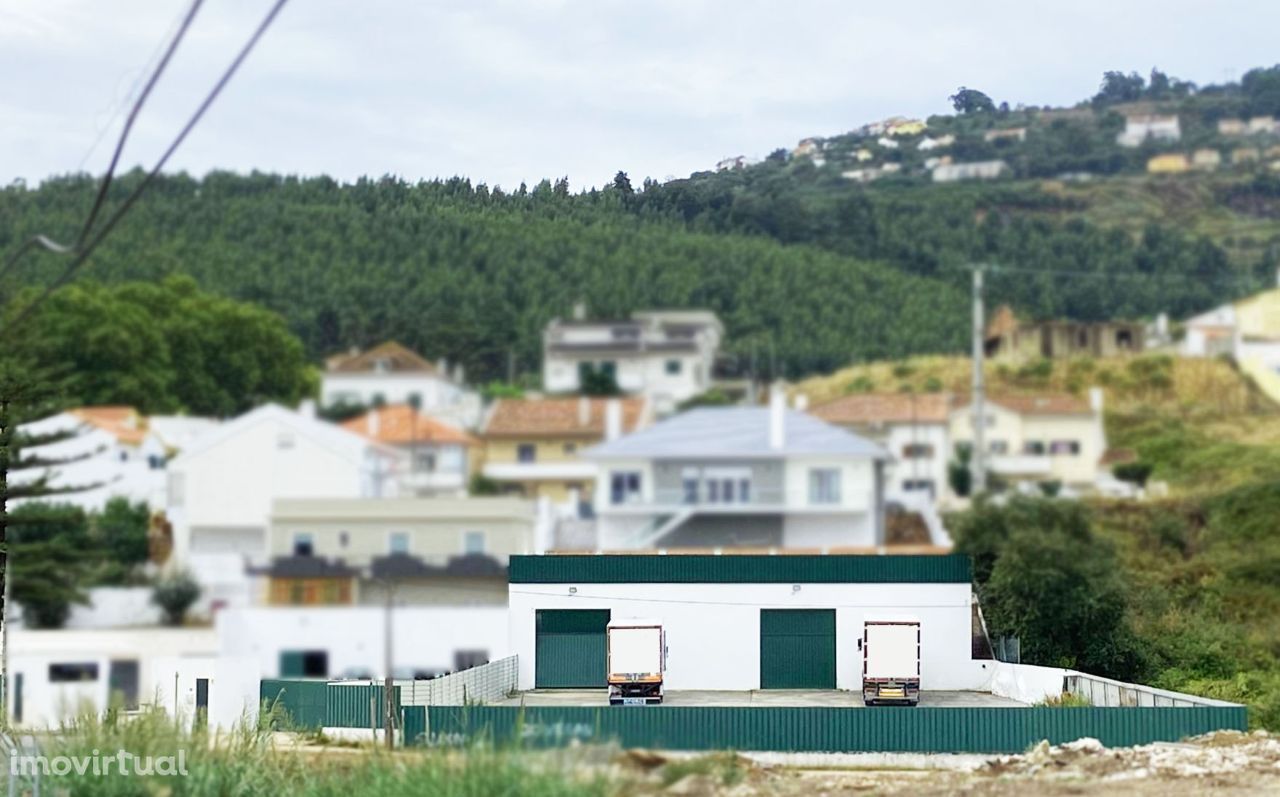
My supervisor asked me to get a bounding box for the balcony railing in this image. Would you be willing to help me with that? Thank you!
[651,487,787,506]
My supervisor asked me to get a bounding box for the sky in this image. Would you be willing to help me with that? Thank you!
[2,0,1278,191]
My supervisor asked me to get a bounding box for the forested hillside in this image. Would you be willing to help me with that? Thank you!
[3,66,1278,382]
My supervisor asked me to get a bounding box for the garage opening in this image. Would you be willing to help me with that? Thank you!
[535,609,610,688]
[760,608,836,689]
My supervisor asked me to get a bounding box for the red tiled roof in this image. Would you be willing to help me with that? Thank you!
[341,404,476,446]
[483,397,646,438]
[956,393,1094,416]
[70,406,147,446]
[811,393,952,424]
[326,341,437,375]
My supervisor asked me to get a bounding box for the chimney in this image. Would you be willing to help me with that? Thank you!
[452,363,466,385]
[769,384,786,450]
[1088,386,1104,414]
[298,399,316,420]
[436,357,448,375]
[1156,312,1169,338]
[367,408,380,437]
[792,394,809,412]
[572,301,587,321]
[578,395,590,427]
[604,398,623,441]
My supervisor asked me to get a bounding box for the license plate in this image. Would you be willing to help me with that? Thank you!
[879,688,905,698]
[621,697,647,706]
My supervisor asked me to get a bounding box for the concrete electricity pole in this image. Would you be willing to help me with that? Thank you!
[971,265,988,496]
[383,579,395,750]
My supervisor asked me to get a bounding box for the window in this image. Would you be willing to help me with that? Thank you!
[902,479,936,496]
[147,454,165,470]
[610,471,642,505]
[517,443,536,463]
[1023,441,1046,455]
[989,440,1008,455]
[901,443,935,459]
[413,450,437,473]
[600,361,617,379]
[407,391,422,409]
[577,362,593,385]
[280,650,329,678]
[665,359,682,375]
[389,531,410,554]
[49,663,98,682]
[720,478,735,503]
[454,650,489,671]
[682,477,699,504]
[739,478,752,503]
[463,530,485,555]
[707,479,719,502]
[563,443,577,455]
[292,533,314,557]
[119,450,129,462]
[809,468,841,504]
[339,531,350,548]
[1050,440,1081,455]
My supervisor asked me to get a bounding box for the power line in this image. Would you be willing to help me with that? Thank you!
[0,0,204,282]
[0,0,290,342]
[939,261,1267,289]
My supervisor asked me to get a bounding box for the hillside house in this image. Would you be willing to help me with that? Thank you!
[1181,274,1280,401]
[876,136,900,149]
[950,392,1107,491]
[479,396,650,504]
[810,393,951,503]
[1192,148,1222,171]
[854,148,874,161]
[885,119,927,137]
[1147,153,1190,174]
[1249,116,1278,135]
[1117,114,1181,147]
[13,407,217,512]
[165,403,403,608]
[983,128,1027,144]
[321,341,482,429]
[341,404,477,496]
[932,160,1010,183]
[1218,119,1248,136]
[581,391,888,551]
[917,135,954,151]
[1232,147,1261,166]
[841,163,900,183]
[542,309,723,409]
[792,138,823,158]
[984,305,1145,361]
[715,155,748,171]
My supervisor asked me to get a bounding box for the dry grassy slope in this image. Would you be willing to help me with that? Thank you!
[794,354,1280,442]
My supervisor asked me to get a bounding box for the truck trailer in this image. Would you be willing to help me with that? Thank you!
[862,620,921,706]
[607,618,665,705]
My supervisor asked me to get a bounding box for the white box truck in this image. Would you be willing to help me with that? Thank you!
[607,618,665,705]
[862,621,920,706]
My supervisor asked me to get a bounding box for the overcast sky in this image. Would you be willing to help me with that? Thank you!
[3,1,1278,190]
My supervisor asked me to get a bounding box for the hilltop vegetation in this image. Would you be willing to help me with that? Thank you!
[4,67,1280,383]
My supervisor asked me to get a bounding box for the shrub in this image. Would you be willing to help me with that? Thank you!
[1036,692,1092,707]
[1114,462,1154,486]
[152,570,201,626]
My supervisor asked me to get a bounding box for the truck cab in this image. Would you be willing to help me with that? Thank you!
[607,618,665,705]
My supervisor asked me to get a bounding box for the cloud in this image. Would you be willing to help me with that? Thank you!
[1,0,1278,189]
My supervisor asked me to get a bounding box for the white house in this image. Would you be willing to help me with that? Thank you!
[542,309,723,411]
[1116,114,1181,147]
[810,393,952,503]
[340,404,478,497]
[321,341,482,429]
[580,391,888,551]
[932,160,1011,183]
[12,407,217,512]
[165,403,403,608]
[507,554,987,692]
[1180,277,1280,402]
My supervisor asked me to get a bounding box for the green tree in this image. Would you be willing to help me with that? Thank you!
[94,497,151,580]
[8,502,95,628]
[950,87,996,114]
[152,569,201,626]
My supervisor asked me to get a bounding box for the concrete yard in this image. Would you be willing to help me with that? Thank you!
[495,689,1027,708]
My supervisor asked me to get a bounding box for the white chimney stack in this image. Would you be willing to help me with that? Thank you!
[604,398,623,441]
[1088,386,1104,414]
[578,395,590,427]
[769,384,786,450]
[367,408,380,437]
[298,399,316,420]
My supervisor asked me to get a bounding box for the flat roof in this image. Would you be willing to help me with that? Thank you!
[508,554,971,584]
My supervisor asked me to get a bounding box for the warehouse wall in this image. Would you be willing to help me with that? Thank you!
[508,582,987,692]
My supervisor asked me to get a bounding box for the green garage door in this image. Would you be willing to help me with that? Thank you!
[535,609,610,688]
[760,609,836,689]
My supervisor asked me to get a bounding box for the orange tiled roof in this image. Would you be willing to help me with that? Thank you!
[811,392,952,424]
[326,341,437,375]
[70,406,147,446]
[959,393,1093,416]
[483,397,646,438]
[342,404,476,446]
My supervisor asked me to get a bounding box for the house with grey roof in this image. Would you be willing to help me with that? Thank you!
[541,306,723,412]
[578,390,889,551]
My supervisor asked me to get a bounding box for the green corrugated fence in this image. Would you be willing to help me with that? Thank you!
[402,706,427,744]
[259,679,329,730]
[326,683,402,729]
[423,706,1248,753]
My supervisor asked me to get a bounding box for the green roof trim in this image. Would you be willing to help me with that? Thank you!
[508,555,972,584]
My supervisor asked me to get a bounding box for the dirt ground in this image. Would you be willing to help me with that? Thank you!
[612,730,1280,796]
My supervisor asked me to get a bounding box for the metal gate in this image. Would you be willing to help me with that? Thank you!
[760,609,836,689]
[534,609,610,688]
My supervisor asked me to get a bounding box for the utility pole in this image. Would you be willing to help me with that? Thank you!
[383,578,395,750]
[971,265,988,496]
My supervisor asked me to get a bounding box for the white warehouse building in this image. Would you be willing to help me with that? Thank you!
[508,554,988,693]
